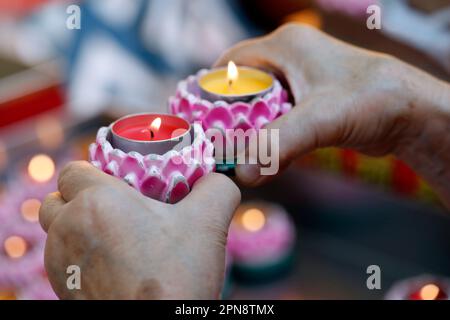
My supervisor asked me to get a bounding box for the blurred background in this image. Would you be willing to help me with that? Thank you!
[0,0,449,300]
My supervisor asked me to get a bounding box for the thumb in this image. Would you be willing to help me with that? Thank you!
[236,96,334,187]
[181,173,241,229]
[213,37,272,69]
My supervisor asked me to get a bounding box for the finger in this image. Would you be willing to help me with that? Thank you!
[58,160,119,202]
[213,37,272,69]
[235,96,335,187]
[181,173,241,228]
[39,192,66,232]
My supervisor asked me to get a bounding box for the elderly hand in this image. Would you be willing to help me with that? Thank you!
[216,23,450,206]
[39,161,240,299]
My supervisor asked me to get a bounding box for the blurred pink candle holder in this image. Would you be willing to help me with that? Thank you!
[227,201,297,282]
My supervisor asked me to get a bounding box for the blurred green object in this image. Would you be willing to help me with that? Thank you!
[0,57,27,78]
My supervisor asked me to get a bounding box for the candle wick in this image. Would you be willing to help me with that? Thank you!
[228,79,233,90]
[150,129,154,139]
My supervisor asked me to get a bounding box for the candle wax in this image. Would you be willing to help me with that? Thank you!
[199,67,273,96]
[116,125,186,141]
[112,114,189,142]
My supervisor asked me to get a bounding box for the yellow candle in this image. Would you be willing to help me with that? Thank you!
[198,61,273,97]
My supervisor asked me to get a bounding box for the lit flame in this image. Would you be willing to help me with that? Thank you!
[150,117,162,132]
[241,208,266,232]
[28,154,55,183]
[227,61,239,85]
[420,284,440,300]
[149,117,162,139]
[4,236,27,259]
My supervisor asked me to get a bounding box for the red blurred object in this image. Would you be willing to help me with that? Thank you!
[409,283,448,300]
[392,160,419,195]
[0,84,64,128]
[341,149,358,176]
[0,0,51,16]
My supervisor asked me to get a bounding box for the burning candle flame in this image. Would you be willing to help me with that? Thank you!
[241,208,265,232]
[420,284,440,300]
[227,61,238,87]
[149,117,162,139]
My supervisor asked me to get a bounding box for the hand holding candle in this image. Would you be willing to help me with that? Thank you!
[40,162,241,299]
[169,60,292,173]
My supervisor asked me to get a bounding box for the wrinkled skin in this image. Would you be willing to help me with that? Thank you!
[215,24,450,207]
[40,161,240,299]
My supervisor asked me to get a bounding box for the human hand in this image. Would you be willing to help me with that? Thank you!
[39,161,240,299]
[215,24,450,206]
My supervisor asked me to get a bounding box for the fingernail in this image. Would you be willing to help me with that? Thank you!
[235,163,261,186]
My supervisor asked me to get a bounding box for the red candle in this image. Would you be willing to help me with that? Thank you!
[110,113,192,155]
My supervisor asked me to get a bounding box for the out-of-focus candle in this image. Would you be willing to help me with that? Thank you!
[110,113,192,154]
[410,283,448,300]
[198,61,273,102]
[386,275,450,300]
[227,201,296,282]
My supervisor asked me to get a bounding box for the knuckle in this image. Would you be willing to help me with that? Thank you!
[276,23,309,37]
[58,161,89,186]
[211,173,241,202]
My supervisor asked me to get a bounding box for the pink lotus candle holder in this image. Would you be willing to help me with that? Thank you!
[169,69,292,172]
[89,122,215,203]
[169,69,292,132]
[227,201,296,282]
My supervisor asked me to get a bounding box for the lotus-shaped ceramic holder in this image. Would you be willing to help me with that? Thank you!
[89,122,215,203]
[169,70,292,132]
[169,70,292,171]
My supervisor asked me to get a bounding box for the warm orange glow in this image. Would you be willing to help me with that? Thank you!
[21,198,41,222]
[36,116,64,149]
[227,61,239,85]
[241,208,266,232]
[150,117,162,132]
[28,154,55,183]
[4,236,27,259]
[420,284,440,300]
[0,140,7,172]
[0,290,16,300]
[284,9,323,29]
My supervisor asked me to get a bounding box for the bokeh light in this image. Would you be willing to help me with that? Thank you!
[420,284,440,300]
[36,116,64,149]
[241,208,266,232]
[20,198,41,222]
[4,236,27,259]
[27,154,55,183]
